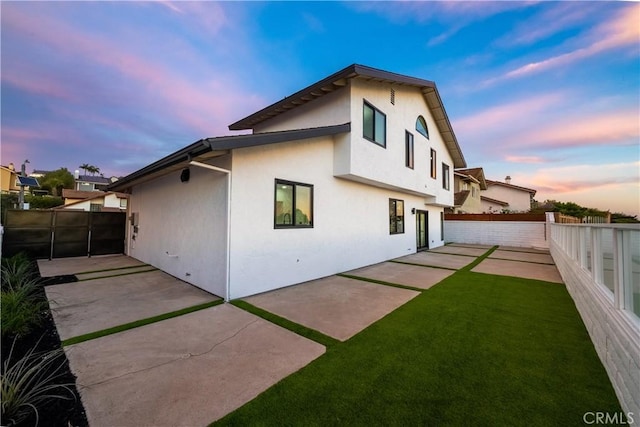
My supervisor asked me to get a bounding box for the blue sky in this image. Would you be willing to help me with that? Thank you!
[1,1,638,215]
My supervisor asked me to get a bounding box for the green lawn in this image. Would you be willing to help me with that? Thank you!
[215,269,621,426]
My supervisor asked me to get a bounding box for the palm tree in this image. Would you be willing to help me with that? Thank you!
[79,163,90,176]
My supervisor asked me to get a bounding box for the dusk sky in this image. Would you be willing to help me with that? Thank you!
[1,1,638,215]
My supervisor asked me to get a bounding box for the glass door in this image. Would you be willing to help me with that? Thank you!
[416,210,429,251]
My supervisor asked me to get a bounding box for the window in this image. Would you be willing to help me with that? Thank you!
[363,101,386,147]
[416,116,429,139]
[274,179,313,228]
[90,203,102,212]
[405,131,414,169]
[389,199,404,234]
[430,149,437,179]
[442,164,450,190]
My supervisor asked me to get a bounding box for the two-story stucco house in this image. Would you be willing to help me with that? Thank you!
[109,64,466,300]
[481,176,536,213]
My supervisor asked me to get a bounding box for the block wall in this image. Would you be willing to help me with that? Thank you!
[444,220,549,248]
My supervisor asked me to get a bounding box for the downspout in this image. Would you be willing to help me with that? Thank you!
[189,160,232,302]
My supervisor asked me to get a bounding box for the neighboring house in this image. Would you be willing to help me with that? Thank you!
[109,64,467,300]
[1,164,20,194]
[30,169,51,179]
[75,175,112,191]
[481,176,536,213]
[60,189,128,212]
[450,167,487,213]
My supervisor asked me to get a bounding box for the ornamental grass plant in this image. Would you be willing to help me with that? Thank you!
[1,338,74,426]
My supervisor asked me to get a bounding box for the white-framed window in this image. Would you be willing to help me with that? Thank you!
[416,116,429,139]
[442,164,450,190]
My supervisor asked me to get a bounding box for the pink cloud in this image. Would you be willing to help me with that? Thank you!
[453,92,565,136]
[504,156,547,164]
[511,162,640,215]
[520,110,639,149]
[2,4,263,138]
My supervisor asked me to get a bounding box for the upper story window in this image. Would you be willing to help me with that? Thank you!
[363,101,386,147]
[416,116,429,139]
[430,149,437,179]
[405,131,414,169]
[275,179,313,228]
[442,164,450,190]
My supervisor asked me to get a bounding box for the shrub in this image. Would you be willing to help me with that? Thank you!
[1,253,37,292]
[1,253,45,338]
[1,338,74,426]
[1,287,47,338]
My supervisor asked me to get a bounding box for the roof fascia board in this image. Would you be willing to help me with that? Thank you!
[205,123,350,150]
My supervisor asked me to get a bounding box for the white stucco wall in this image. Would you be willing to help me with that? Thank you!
[253,87,351,133]
[128,157,230,297]
[336,79,454,206]
[228,136,446,299]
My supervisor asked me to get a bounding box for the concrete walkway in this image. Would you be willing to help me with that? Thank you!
[40,245,564,426]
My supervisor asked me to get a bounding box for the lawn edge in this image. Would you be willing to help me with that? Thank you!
[337,273,426,292]
[62,299,223,346]
[230,300,339,348]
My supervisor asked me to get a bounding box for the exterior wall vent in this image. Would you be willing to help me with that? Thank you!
[390,88,396,105]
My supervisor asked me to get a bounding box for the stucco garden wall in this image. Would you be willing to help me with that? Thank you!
[444,220,549,249]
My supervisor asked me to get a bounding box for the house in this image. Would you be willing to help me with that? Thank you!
[450,167,487,213]
[109,64,467,300]
[60,189,128,212]
[481,176,536,213]
[1,164,20,194]
[74,175,113,191]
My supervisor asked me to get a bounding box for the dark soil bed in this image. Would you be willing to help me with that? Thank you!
[1,269,87,427]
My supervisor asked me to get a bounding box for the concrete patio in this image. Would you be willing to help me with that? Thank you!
[39,244,565,426]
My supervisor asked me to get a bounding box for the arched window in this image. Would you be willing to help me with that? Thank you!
[416,116,429,139]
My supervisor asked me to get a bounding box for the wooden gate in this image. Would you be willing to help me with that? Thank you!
[2,210,126,259]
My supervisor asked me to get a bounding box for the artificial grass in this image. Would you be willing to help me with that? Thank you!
[230,300,339,348]
[337,273,426,292]
[214,268,621,426]
[62,299,223,346]
[75,267,158,282]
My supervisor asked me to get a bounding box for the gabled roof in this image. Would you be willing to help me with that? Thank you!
[456,167,487,190]
[454,190,471,207]
[229,64,466,168]
[480,195,510,206]
[486,179,536,195]
[109,123,351,192]
[62,189,103,199]
[56,191,128,210]
[77,175,112,185]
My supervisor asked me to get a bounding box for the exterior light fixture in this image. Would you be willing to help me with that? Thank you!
[180,168,190,183]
